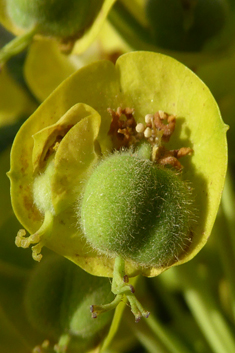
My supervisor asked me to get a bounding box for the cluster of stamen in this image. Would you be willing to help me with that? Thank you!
[136,111,193,169]
[108,107,193,170]
[108,107,138,149]
[136,110,176,143]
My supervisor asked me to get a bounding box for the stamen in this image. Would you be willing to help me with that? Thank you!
[158,110,166,119]
[145,114,153,124]
[136,123,145,133]
[107,107,193,170]
[108,107,137,149]
[144,127,152,138]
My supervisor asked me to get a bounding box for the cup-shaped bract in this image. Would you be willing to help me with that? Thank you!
[8,51,228,278]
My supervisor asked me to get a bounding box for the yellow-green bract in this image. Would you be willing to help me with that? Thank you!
[8,51,228,278]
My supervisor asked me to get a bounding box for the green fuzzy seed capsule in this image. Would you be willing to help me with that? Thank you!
[7,0,104,38]
[81,152,193,268]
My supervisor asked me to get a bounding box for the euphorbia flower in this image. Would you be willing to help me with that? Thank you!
[8,51,227,320]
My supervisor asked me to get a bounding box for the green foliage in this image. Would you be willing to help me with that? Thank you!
[145,0,227,51]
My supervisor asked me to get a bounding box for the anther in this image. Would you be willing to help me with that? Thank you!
[136,123,145,133]
[158,110,166,119]
[145,114,153,124]
[144,127,152,138]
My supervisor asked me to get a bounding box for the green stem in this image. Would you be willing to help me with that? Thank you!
[100,293,128,352]
[129,317,169,353]
[153,276,211,352]
[214,212,235,321]
[112,256,150,321]
[221,170,235,257]
[216,169,235,320]
[91,256,149,322]
[0,26,38,67]
[127,298,193,353]
[54,334,71,353]
[175,265,235,353]
[91,294,123,318]
[145,315,192,353]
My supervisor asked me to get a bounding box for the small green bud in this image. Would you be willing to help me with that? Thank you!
[6,0,105,39]
[25,255,114,351]
[81,150,193,268]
